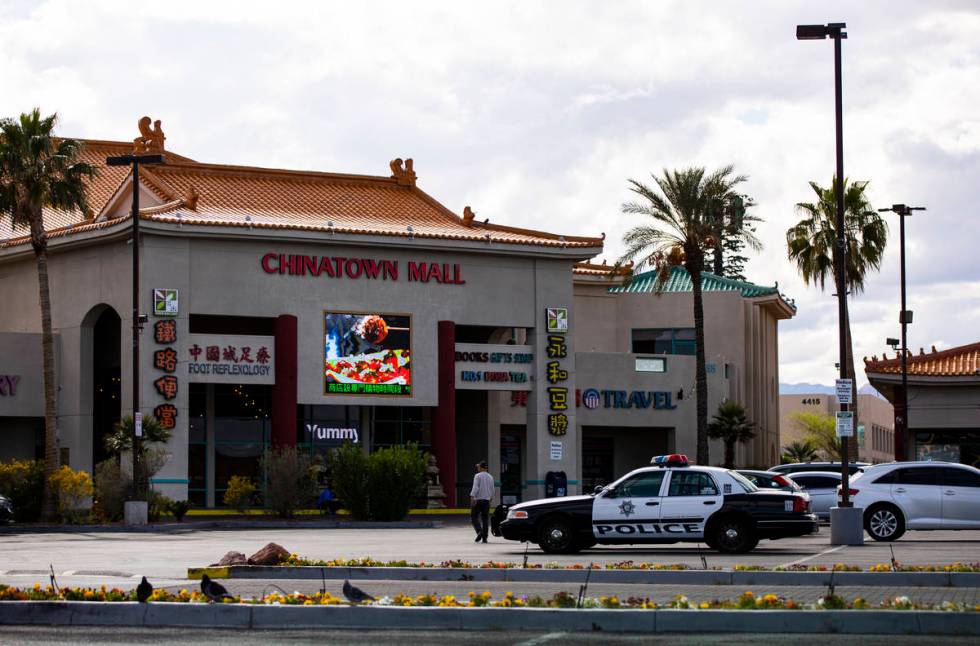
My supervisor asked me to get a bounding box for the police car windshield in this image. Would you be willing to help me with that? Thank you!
[727,470,757,493]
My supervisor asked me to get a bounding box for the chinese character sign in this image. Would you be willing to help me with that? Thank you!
[545,334,570,437]
[184,334,276,384]
[151,317,178,431]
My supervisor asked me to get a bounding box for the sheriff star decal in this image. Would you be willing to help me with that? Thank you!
[618,499,636,518]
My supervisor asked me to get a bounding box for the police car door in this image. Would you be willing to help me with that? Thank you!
[657,470,722,538]
[592,470,666,540]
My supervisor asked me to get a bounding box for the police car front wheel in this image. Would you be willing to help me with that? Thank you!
[710,517,758,554]
[537,517,579,554]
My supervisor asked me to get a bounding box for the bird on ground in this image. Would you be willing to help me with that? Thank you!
[136,576,153,603]
[200,574,234,603]
[342,579,376,604]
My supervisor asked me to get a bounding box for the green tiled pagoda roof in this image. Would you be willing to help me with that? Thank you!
[610,266,784,299]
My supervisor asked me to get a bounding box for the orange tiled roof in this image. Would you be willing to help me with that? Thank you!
[572,261,632,277]
[864,341,980,377]
[1,137,602,252]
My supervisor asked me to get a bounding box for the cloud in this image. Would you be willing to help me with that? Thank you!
[1,0,977,387]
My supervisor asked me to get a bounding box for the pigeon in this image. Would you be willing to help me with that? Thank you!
[200,574,234,603]
[342,579,375,604]
[136,576,153,603]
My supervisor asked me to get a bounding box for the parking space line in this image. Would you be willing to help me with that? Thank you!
[779,544,847,568]
[515,633,567,646]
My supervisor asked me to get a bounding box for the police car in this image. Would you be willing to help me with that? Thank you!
[499,455,818,554]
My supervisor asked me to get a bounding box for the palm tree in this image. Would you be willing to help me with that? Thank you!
[781,439,819,464]
[619,166,757,465]
[790,411,841,462]
[706,400,756,469]
[0,109,95,520]
[786,177,887,460]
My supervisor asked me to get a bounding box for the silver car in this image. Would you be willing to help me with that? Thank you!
[843,461,980,541]
[785,471,841,521]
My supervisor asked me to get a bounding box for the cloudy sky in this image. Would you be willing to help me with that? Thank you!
[2,0,977,386]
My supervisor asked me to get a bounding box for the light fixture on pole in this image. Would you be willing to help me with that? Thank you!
[797,20,863,545]
[105,151,165,512]
[878,204,925,461]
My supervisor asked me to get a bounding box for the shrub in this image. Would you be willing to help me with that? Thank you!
[260,447,316,518]
[328,443,427,521]
[147,491,172,522]
[0,459,44,522]
[327,443,370,519]
[168,499,191,521]
[365,444,427,522]
[223,475,257,514]
[104,416,171,454]
[48,466,94,524]
[93,459,130,522]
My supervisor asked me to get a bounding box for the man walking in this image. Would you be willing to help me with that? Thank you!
[470,460,494,543]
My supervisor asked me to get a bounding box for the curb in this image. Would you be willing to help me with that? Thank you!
[0,520,442,534]
[0,602,977,635]
[188,565,980,588]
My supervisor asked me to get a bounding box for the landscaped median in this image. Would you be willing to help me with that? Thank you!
[188,556,980,588]
[0,585,977,635]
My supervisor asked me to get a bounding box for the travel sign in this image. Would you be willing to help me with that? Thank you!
[579,388,677,410]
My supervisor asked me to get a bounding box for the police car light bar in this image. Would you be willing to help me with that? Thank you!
[651,454,689,467]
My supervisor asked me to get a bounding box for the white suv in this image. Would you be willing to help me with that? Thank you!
[841,461,980,541]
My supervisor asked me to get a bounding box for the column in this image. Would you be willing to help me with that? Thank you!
[434,320,458,507]
[272,314,297,447]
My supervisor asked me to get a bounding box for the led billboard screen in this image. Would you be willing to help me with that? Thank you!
[323,312,411,395]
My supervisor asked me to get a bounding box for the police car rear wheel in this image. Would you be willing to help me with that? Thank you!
[537,517,578,554]
[711,518,757,554]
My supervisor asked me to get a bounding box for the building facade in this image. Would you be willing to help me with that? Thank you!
[779,393,895,463]
[864,342,980,468]
[0,122,795,506]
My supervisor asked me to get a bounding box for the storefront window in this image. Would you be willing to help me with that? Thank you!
[631,328,697,355]
[213,384,271,504]
[372,406,431,451]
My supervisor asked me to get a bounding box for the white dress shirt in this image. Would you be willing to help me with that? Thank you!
[470,471,494,501]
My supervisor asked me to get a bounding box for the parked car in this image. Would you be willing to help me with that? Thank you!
[0,495,12,523]
[785,471,842,520]
[840,461,980,541]
[770,461,869,476]
[737,470,806,494]
[500,454,817,554]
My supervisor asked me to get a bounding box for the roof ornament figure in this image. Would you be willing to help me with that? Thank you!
[462,206,476,226]
[389,157,416,186]
[133,116,166,155]
[183,186,199,210]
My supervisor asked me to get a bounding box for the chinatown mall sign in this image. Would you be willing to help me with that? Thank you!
[261,253,465,284]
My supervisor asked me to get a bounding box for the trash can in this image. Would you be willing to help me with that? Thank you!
[545,471,567,498]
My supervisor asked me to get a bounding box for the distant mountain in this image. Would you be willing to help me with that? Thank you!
[779,382,885,399]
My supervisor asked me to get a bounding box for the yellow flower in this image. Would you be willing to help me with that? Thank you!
[699,602,710,609]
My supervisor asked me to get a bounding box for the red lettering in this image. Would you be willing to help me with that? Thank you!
[333,257,346,276]
[408,261,428,282]
[303,255,319,276]
[345,258,362,278]
[318,256,335,277]
[428,262,443,283]
[261,253,278,273]
[361,258,381,279]
[452,263,465,284]
[383,260,398,280]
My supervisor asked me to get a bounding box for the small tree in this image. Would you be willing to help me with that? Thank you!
[365,444,427,521]
[223,475,257,514]
[104,416,171,497]
[48,465,94,524]
[790,411,841,461]
[781,440,819,464]
[706,400,756,469]
[260,446,316,518]
[327,443,370,519]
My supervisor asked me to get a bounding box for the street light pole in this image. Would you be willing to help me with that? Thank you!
[798,21,864,545]
[879,203,925,461]
[797,21,851,505]
[105,152,164,502]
